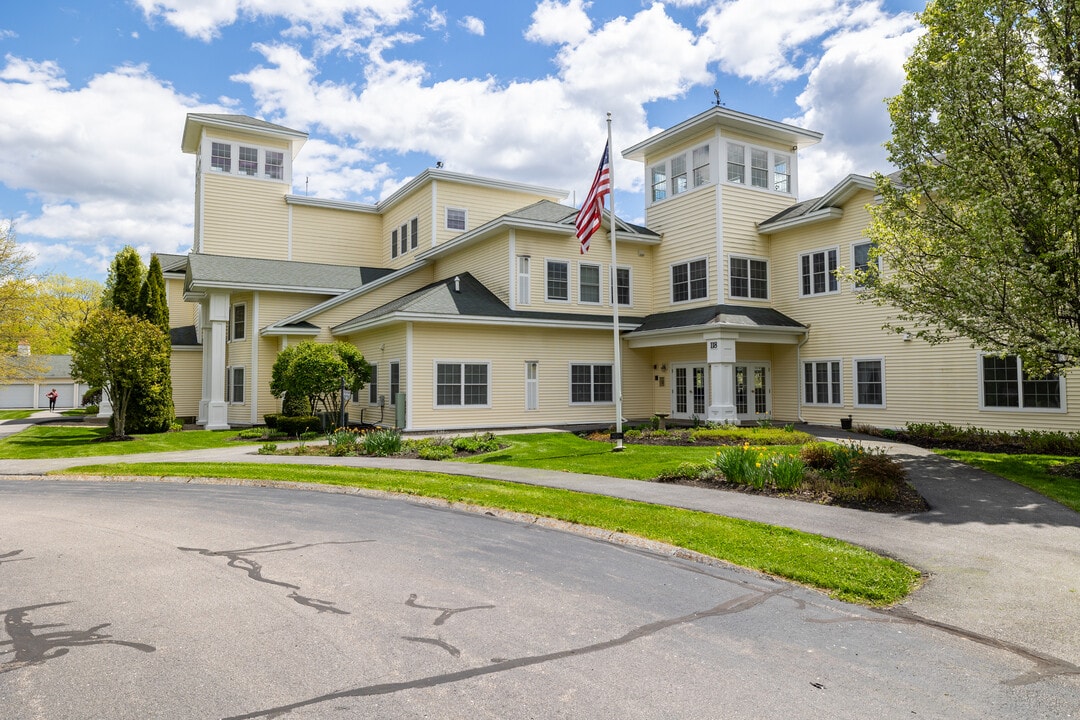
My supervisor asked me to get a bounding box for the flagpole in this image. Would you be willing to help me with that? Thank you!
[607,112,624,452]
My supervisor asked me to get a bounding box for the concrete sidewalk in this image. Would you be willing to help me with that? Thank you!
[1,422,1078,672]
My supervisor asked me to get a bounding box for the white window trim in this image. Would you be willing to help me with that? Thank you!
[851,240,881,291]
[728,254,770,301]
[648,143,713,206]
[578,261,602,305]
[852,356,886,409]
[229,303,246,342]
[803,358,843,407]
[799,246,841,298]
[204,137,290,182]
[445,207,467,231]
[670,256,709,305]
[722,139,796,196]
[545,258,571,303]
[225,365,245,405]
[613,265,633,307]
[369,363,379,405]
[568,362,615,406]
[977,354,1067,413]
[434,360,492,409]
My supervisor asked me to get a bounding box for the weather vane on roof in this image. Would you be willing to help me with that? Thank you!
[713,89,724,107]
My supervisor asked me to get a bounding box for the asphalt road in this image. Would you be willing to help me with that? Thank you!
[2,478,1078,719]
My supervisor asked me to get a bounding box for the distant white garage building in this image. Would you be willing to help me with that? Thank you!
[0,354,88,410]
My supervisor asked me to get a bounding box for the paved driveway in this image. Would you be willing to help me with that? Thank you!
[3,478,1078,719]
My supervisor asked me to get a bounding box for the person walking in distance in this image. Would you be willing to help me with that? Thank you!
[46,388,58,411]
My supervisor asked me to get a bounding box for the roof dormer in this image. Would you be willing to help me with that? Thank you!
[182,113,308,185]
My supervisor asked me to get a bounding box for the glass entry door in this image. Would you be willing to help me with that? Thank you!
[672,365,707,420]
[735,363,770,423]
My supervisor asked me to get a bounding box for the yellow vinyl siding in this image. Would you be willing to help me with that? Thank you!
[205,129,291,154]
[406,323,651,431]
[290,204,382,266]
[434,234,510,304]
[434,182,563,247]
[347,325,408,424]
[165,277,198,329]
[721,184,794,303]
[646,187,717,309]
[383,187,430,269]
[170,349,202,418]
[202,173,289,259]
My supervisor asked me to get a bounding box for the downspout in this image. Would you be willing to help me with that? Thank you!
[796,325,810,423]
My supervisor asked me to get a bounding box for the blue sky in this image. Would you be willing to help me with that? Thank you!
[0,1,926,282]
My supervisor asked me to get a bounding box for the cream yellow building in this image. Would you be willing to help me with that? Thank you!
[162,109,1075,433]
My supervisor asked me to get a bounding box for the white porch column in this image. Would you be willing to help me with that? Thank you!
[197,300,211,424]
[707,337,737,424]
[203,291,230,430]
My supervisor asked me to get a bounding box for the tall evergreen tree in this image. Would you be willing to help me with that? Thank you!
[102,247,173,433]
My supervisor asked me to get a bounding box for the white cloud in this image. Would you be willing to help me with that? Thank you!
[787,10,922,196]
[0,56,212,275]
[133,0,415,41]
[426,7,447,30]
[459,15,484,36]
[525,0,593,46]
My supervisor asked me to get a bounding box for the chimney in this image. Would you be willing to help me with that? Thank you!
[16,340,30,356]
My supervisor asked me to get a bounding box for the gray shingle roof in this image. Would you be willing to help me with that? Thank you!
[156,253,188,274]
[169,325,200,346]
[186,254,392,293]
[188,113,303,136]
[333,273,646,332]
[3,354,73,380]
[628,304,804,334]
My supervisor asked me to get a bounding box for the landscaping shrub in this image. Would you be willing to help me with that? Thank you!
[362,428,403,456]
[417,442,455,461]
[258,443,278,455]
[768,454,806,491]
[451,432,499,454]
[799,442,838,470]
[327,428,362,456]
[693,426,814,446]
[655,461,711,483]
[862,421,1080,456]
[275,415,321,436]
[237,427,266,439]
[263,414,280,429]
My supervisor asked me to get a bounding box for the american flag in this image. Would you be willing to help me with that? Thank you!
[575,141,611,254]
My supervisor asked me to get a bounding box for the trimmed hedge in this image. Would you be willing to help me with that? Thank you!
[263,414,320,436]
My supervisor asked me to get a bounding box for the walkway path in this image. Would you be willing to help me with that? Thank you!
[2,416,1078,672]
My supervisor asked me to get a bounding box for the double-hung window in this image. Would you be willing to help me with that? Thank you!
[800,248,839,296]
[750,148,769,188]
[613,266,631,306]
[265,151,284,180]
[446,207,467,231]
[579,262,601,304]
[651,164,667,202]
[852,241,880,289]
[773,153,790,193]
[230,303,246,341]
[391,229,398,259]
[410,217,419,250]
[729,257,768,300]
[400,222,409,255]
[436,362,489,407]
[803,360,842,406]
[238,146,259,176]
[726,143,745,184]
[672,258,708,303]
[226,366,245,404]
[981,355,1063,410]
[570,364,613,404]
[692,145,710,187]
[670,154,688,196]
[369,364,379,404]
[546,260,569,302]
[389,361,400,403]
[211,142,231,172]
[854,358,885,407]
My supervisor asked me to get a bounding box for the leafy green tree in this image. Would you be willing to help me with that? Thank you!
[0,223,41,383]
[104,246,145,316]
[865,0,1080,374]
[70,308,168,438]
[269,341,370,416]
[101,247,172,433]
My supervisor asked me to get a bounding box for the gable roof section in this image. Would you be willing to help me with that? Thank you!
[182,113,308,156]
[628,304,804,335]
[184,253,392,295]
[331,273,645,335]
[155,253,188,275]
[169,325,200,347]
[757,174,877,233]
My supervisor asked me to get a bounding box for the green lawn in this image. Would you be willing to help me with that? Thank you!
[457,432,796,480]
[0,424,260,459]
[0,409,35,421]
[55,460,920,606]
[936,450,1080,513]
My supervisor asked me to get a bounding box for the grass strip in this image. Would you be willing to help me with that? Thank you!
[0,409,35,421]
[456,432,796,480]
[936,450,1080,513]
[0,425,260,459]
[56,461,920,606]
